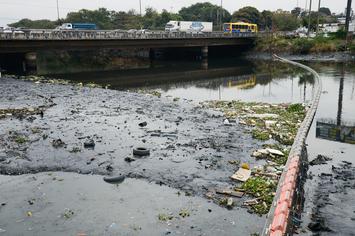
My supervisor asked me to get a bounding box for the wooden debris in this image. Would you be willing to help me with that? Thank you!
[215,189,244,198]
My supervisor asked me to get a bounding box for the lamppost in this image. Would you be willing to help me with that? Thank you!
[307,0,312,37]
[139,0,142,16]
[316,0,321,35]
[220,0,223,31]
[56,0,60,23]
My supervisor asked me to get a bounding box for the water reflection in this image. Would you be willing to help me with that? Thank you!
[316,120,355,144]
[55,59,316,104]
[314,63,355,145]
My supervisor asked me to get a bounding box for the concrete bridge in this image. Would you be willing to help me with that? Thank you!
[0,30,256,53]
[0,30,256,73]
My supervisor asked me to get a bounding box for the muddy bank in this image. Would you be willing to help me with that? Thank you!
[0,77,270,201]
[245,52,354,62]
[0,76,276,234]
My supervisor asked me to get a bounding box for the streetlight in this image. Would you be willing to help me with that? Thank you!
[316,0,321,35]
[139,0,142,16]
[307,0,312,37]
[56,0,60,23]
[220,0,223,31]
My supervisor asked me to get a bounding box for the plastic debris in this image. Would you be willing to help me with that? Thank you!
[231,168,251,182]
[241,163,250,170]
[266,148,284,156]
[223,119,231,126]
[227,198,234,207]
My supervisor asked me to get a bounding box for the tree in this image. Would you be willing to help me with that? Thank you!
[111,10,141,29]
[142,7,163,29]
[159,10,182,26]
[291,7,302,17]
[319,7,331,16]
[65,8,114,29]
[179,2,231,27]
[232,6,261,25]
[260,10,273,30]
[272,12,300,31]
[9,18,57,29]
[301,11,337,30]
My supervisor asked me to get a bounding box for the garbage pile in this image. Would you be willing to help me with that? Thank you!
[201,100,306,214]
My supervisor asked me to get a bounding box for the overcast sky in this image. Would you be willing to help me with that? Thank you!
[0,0,350,27]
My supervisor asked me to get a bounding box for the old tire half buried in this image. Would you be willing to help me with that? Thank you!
[103,175,125,184]
[133,147,150,156]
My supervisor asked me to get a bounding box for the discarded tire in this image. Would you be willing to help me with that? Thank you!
[103,175,125,184]
[133,147,150,156]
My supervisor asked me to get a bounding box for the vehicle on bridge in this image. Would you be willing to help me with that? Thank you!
[223,22,258,34]
[58,23,97,30]
[165,21,212,33]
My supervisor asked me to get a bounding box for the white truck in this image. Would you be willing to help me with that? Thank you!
[165,21,213,33]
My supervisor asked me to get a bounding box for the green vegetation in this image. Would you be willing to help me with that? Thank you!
[158,213,173,221]
[9,18,57,29]
[256,34,352,54]
[271,11,300,31]
[178,209,190,218]
[241,177,277,215]
[252,129,270,141]
[179,2,231,29]
[9,3,230,30]
[8,2,340,33]
[15,136,28,144]
[204,100,306,146]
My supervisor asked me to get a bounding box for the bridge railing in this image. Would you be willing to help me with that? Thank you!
[0,30,256,40]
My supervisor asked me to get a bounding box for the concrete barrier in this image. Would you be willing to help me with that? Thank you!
[262,55,322,236]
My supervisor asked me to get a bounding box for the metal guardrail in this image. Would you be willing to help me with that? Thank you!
[0,30,257,40]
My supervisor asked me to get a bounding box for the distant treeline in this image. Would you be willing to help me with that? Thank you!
[9,2,338,31]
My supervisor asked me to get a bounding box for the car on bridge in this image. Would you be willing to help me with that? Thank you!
[58,23,97,30]
[165,21,213,33]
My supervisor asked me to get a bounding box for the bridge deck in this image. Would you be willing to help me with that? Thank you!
[0,31,256,53]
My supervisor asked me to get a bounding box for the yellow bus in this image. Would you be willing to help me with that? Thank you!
[223,22,258,33]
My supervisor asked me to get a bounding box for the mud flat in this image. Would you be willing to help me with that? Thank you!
[0,77,270,235]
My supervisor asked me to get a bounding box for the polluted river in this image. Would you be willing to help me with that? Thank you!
[0,58,354,236]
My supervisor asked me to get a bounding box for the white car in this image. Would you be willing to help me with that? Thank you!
[127,29,137,33]
[3,27,14,33]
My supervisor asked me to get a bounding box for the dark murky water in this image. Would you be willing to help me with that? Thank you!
[56,59,355,234]
[1,58,354,235]
[55,59,315,104]
[301,62,355,236]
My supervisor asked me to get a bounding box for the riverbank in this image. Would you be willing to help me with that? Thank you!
[246,51,354,62]
[250,36,355,62]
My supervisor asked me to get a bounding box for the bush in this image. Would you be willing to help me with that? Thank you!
[328,28,347,39]
[292,38,315,54]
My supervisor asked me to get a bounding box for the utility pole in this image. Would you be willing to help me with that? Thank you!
[337,64,345,127]
[139,0,142,16]
[56,0,60,23]
[316,0,321,35]
[307,0,313,37]
[220,0,223,31]
[345,0,352,33]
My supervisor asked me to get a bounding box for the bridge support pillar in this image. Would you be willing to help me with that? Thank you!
[201,46,208,59]
[201,59,208,70]
[23,52,37,74]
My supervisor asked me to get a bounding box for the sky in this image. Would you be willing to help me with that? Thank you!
[0,0,350,27]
